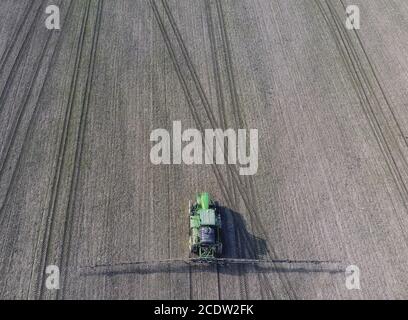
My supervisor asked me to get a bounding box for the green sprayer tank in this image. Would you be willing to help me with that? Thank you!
[189,193,222,259]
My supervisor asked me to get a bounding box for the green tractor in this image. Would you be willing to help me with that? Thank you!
[83,192,340,275]
[189,193,222,259]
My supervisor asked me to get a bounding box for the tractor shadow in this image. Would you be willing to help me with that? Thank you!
[207,206,343,275]
[218,205,268,260]
[81,206,343,277]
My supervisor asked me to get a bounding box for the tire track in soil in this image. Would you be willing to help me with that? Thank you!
[0,0,67,193]
[156,0,242,209]
[157,0,276,299]
[153,0,296,299]
[0,0,75,298]
[232,0,310,298]
[165,0,294,299]
[0,31,53,295]
[315,0,408,244]
[205,0,244,299]
[56,0,104,300]
[217,0,300,298]
[150,0,235,227]
[205,0,238,213]
[0,0,35,72]
[29,0,92,299]
[327,0,408,191]
[100,0,124,298]
[0,6,60,234]
[213,0,281,299]
[0,0,46,115]
[0,28,52,213]
[150,0,235,298]
[205,0,257,299]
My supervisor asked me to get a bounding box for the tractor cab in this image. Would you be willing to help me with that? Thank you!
[189,193,222,259]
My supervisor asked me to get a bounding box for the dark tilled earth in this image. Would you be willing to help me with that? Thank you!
[1,0,408,299]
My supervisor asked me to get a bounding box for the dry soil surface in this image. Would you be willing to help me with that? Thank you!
[1,0,408,299]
